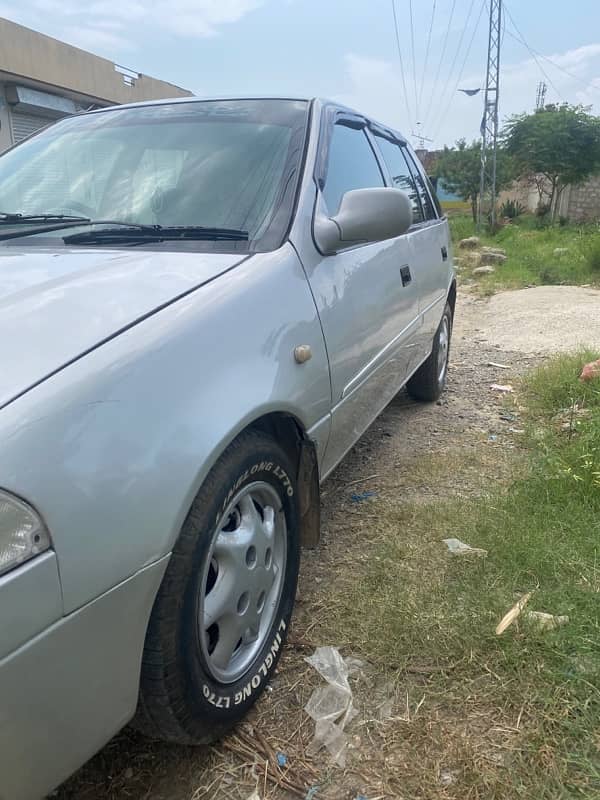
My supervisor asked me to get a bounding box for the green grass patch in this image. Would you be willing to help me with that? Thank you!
[442,200,472,215]
[324,352,600,797]
[581,235,600,273]
[450,214,600,290]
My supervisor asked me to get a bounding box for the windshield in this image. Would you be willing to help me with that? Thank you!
[0,99,309,251]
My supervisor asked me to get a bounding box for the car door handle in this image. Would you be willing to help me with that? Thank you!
[441,246,448,261]
[400,265,412,287]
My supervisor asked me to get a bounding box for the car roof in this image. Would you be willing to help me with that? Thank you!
[89,95,316,112]
[86,96,409,146]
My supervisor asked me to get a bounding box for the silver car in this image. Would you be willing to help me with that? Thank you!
[0,97,454,799]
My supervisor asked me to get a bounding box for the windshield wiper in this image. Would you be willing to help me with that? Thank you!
[0,212,92,224]
[0,219,160,242]
[62,225,250,245]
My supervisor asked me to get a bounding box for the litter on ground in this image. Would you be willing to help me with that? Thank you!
[496,592,534,635]
[580,359,600,382]
[350,490,377,503]
[304,647,363,767]
[443,538,488,557]
[525,611,569,631]
[490,383,514,393]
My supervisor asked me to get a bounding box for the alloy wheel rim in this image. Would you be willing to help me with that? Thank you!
[198,482,287,684]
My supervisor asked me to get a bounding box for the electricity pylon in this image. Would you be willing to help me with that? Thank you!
[478,0,502,230]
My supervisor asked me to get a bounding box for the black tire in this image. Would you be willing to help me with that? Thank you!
[407,302,453,402]
[133,429,301,744]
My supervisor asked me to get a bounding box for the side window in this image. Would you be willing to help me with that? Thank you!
[322,123,384,214]
[405,150,438,221]
[426,174,443,217]
[374,135,424,224]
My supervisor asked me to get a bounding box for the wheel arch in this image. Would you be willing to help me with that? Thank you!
[447,277,457,317]
[230,411,321,549]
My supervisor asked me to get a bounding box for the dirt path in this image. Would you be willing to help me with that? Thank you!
[55,286,599,800]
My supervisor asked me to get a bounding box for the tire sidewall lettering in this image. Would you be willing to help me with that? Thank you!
[200,619,287,711]
[216,460,295,522]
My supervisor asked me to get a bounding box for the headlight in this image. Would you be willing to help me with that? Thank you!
[0,490,50,577]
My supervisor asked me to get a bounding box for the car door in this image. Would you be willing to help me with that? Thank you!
[299,115,420,478]
[403,146,452,354]
[371,134,451,365]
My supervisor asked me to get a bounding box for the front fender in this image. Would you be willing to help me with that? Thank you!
[0,244,331,613]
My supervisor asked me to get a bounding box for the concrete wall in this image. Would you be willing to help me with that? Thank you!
[497,180,539,213]
[562,175,600,222]
[500,174,600,222]
[0,17,192,105]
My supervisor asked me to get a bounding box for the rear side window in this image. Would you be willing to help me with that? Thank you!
[425,174,443,217]
[405,150,438,221]
[322,123,384,214]
[374,135,424,224]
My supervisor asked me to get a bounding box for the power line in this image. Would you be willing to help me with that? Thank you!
[532,50,600,94]
[431,0,487,143]
[502,5,564,102]
[422,0,458,130]
[503,28,564,102]
[418,0,437,115]
[391,0,414,131]
[504,2,600,95]
[427,0,480,138]
[409,0,419,123]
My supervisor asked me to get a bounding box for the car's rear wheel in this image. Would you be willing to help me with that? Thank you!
[133,429,300,744]
[407,301,453,402]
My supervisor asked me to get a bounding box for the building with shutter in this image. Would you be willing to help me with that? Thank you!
[0,17,192,152]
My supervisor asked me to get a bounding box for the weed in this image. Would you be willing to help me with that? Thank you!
[581,234,600,272]
[448,215,475,243]
[449,213,600,290]
[500,199,525,219]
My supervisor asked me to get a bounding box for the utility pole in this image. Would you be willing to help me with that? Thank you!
[535,81,547,110]
[478,0,502,230]
[412,121,433,151]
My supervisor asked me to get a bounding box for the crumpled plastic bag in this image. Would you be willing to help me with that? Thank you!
[525,610,569,631]
[304,646,363,767]
[443,537,487,557]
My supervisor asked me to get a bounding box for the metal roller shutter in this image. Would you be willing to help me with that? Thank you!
[10,111,49,143]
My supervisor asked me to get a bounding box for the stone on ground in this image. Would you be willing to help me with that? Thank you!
[480,251,507,265]
[458,236,480,249]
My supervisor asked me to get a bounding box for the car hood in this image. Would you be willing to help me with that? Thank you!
[0,247,247,408]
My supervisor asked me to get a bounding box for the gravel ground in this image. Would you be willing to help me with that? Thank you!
[54,285,597,800]
[460,285,600,354]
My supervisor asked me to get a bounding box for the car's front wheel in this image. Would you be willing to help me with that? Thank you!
[134,429,300,744]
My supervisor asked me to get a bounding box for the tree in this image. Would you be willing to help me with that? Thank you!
[435,139,513,223]
[503,104,600,219]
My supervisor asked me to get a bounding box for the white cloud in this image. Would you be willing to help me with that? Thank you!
[0,0,264,58]
[337,43,600,149]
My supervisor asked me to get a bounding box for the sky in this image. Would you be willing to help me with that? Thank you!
[0,0,599,149]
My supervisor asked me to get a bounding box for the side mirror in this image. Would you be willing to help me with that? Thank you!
[314,187,413,255]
